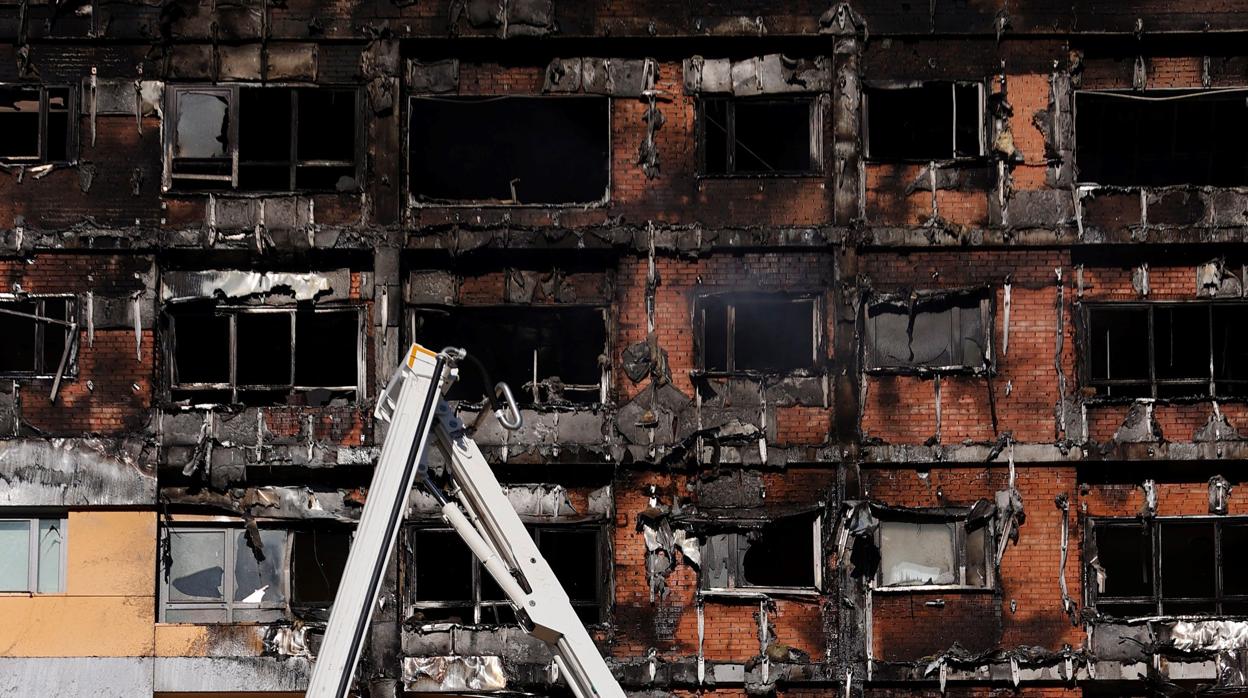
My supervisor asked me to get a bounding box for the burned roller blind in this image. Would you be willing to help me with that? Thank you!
[1090,518,1248,617]
[699,97,820,175]
[169,85,359,192]
[865,291,990,371]
[876,515,990,589]
[698,294,818,372]
[0,85,73,162]
[1085,302,1248,398]
[0,296,75,376]
[166,303,362,406]
[408,306,607,405]
[407,96,610,204]
[161,527,287,623]
[864,82,984,160]
[700,512,820,591]
[1076,90,1248,187]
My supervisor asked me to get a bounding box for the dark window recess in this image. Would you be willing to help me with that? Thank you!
[1086,303,1248,399]
[701,513,820,591]
[1076,91,1248,187]
[409,525,604,625]
[698,295,817,372]
[1091,518,1248,617]
[171,86,358,192]
[700,97,818,175]
[291,530,350,606]
[865,83,983,161]
[408,96,609,204]
[167,304,361,406]
[409,306,606,406]
[865,292,990,371]
[0,297,74,375]
[0,85,72,162]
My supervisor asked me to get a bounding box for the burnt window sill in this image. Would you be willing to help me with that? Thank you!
[700,587,820,600]
[872,584,994,594]
[864,156,988,166]
[695,171,825,181]
[864,365,991,378]
[692,368,824,380]
[408,196,610,209]
[164,188,362,198]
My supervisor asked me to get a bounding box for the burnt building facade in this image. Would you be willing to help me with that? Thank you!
[2,1,1248,696]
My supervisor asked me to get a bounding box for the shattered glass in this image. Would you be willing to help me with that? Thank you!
[232,529,286,605]
[0,87,41,159]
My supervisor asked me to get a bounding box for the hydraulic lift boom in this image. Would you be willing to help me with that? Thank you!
[305,344,625,698]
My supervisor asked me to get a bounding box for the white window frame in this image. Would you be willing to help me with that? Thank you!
[160,527,289,624]
[0,515,67,594]
[873,515,994,592]
[699,514,823,597]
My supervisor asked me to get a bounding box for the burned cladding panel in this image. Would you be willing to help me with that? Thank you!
[407,96,609,204]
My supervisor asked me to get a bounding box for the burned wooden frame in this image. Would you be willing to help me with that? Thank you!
[862,81,986,162]
[163,84,363,193]
[164,303,365,406]
[693,292,822,374]
[0,84,75,163]
[872,508,994,591]
[1086,517,1248,618]
[405,523,609,625]
[1081,301,1248,400]
[696,95,824,176]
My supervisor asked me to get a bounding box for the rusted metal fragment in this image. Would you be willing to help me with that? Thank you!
[0,437,155,506]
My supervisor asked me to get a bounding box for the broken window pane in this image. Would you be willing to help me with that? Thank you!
[866,292,988,370]
[235,312,292,387]
[1094,523,1152,599]
[699,295,817,372]
[295,89,357,191]
[0,87,42,159]
[866,83,983,160]
[291,530,350,605]
[36,519,63,594]
[700,97,817,175]
[171,309,230,385]
[740,514,817,588]
[1087,306,1150,398]
[232,530,285,605]
[175,91,230,160]
[1076,90,1248,187]
[45,88,69,163]
[965,524,988,588]
[539,528,599,606]
[0,297,75,375]
[295,310,358,388]
[410,306,606,405]
[1222,524,1248,597]
[1160,521,1217,614]
[878,520,957,587]
[238,87,292,191]
[0,520,31,592]
[1213,306,1248,397]
[167,529,225,602]
[408,96,610,204]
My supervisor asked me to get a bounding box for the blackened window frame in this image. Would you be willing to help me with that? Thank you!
[872,509,994,592]
[696,95,824,177]
[1087,517,1248,618]
[693,292,822,374]
[0,83,76,164]
[863,289,993,374]
[164,84,363,194]
[1081,301,1248,400]
[405,94,613,208]
[862,81,986,162]
[0,293,78,379]
[698,512,824,596]
[164,303,365,404]
[406,523,609,626]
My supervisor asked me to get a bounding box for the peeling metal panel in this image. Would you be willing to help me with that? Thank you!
[161,269,349,303]
[0,438,156,506]
[684,54,830,95]
[401,655,506,691]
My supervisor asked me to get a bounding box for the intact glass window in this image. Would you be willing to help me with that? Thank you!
[0,516,65,593]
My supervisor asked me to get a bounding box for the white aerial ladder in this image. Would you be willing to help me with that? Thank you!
[305,343,626,698]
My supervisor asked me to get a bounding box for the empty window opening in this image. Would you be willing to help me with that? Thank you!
[0,296,76,376]
[1090,518,1248,617]
[408,306,607,406]
[408,96,610,205]
[1076,90,1248,187]
[700,512,821,592]
[876,515,991,589]
[167,303,362,406]
[169,85,359,192]
[700,97,819,175]
[408,525,605,625]
[865,82,984,161]
[1086,302,1248,399]
[291,530,351,607]
[161,526,287,623]
[0,85,72,162]
[698,294,818,372]
[0,516,65,593]
[865,291,990,371]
